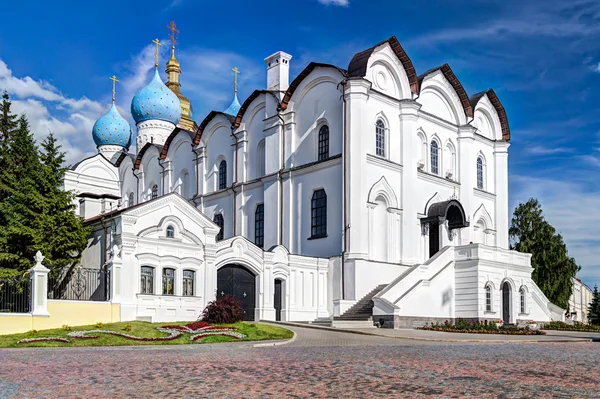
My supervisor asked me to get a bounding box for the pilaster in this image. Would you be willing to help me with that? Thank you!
[494,141,510,249]
[457,125,477,245]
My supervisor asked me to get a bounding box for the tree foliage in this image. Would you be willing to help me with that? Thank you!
[0,92,90,273]
[588,285,600,326]
[509,198,580,309]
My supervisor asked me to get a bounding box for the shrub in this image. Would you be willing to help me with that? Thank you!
[187,321,210,330]
[28,330,37,335]
[544,321,600,332]
[95,322,103,329]
[201,295,244,324]
[62,324,72,331]
[122,324,132,332]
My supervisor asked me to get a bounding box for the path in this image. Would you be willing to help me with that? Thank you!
[0,324,599,398]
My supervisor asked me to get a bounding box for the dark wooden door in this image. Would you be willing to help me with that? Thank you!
[274,279,282,321]
[429,222,440,258]
[217,265,256,321]
[502,283,510,323]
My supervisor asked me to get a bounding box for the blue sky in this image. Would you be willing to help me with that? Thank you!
[1,0,599,288]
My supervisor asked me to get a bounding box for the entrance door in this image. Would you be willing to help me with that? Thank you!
[502,282,511,324]
[429,222,440,258]
[217,265,256,321]
[274,279,282,321]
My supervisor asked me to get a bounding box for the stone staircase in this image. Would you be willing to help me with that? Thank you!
[324,284,388,328]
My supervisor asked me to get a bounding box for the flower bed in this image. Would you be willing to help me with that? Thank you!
[543,321,600,332]
[17,322,246,344]
[417,319,546,335]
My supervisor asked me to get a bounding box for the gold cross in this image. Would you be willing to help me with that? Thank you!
[232,66,240,94]
[109,75,119,102]
[166,21,179,48]
[152,38,162,68]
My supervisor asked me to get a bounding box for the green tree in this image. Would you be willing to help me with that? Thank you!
[509,198,580,309]
[0,92,89,273]
[588,285,600,326]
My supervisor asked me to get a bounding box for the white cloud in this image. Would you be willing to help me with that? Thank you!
[526,146,572,155]
[317,0,349,6]
[589,62,600,73]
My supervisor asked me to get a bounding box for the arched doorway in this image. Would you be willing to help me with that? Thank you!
[217,265,256,321]
[501,282,511,324]
[274,279,283,321]
[422,199,469,258]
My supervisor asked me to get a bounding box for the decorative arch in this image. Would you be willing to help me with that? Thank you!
[280,62,347,111]
[367,176,399,209]
[419,84,462,125]
[470,89,510,141]
[347,36,419,95]
[134,142,161,170]
[444,140,456,179]
[423,199,469,230]
[214,237,264,276]
[193,111,235,146]
[288,75,341,112]
[417,64,473,119]
[233,90,280,129]
[160,129,194,160]
[473,203,494,231]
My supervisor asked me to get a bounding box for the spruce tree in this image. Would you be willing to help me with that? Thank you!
[588,285,600,326]
[509,198,580,309]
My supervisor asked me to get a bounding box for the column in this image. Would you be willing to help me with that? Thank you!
[457,125,477,245]
[494,141,510,249]
[30,251,50,316]
[107,244,122,303]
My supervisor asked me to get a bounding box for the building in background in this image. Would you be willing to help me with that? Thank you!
[569,278,593,323]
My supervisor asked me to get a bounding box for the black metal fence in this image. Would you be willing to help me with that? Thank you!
[0,275,31,313]
[48,266,110,302]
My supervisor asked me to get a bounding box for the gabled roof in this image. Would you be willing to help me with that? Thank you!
[347,36,419,95]
[279,62,347,111]
[470,89,511,141]
[232,90,280,129]
[134,142,163,170]
[113,151,136,168]
[417,63,473,119]
[160,127,195,160]
[193,111,235,146]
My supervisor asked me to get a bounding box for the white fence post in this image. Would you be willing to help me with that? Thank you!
[29,251,50,316]
[108,244,122,303]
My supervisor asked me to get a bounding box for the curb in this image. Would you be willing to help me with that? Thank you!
[253,329,297,348]
[263,321,595,344]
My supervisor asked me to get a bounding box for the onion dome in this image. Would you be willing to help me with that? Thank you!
[92,103,132,148]
[165,48,196,130]
[131,69,182,125]
[224,93,241,116]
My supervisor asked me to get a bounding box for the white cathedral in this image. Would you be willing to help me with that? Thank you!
[64,33,565,328]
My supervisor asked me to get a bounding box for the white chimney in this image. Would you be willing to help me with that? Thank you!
[264,51,292,92]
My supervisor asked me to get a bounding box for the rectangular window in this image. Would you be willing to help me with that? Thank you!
[311,189,327,238]
[163,268,175,295]
[141,266,154,295]
[255,204,264,248]
[183,270,195,296]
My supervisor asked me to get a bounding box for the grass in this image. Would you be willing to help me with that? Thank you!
[0,321,293,348]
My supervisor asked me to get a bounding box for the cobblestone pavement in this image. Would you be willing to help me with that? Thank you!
[1,325,599,398]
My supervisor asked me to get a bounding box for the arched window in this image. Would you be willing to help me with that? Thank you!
[166,225,175,238]
[151,184,158,199]
[255,204,264,248]
[520,286,526,314]
[477,156,484,190]
[141,266,154,295]
[318,125,329,161]
[218,160,227,190]
[485,284,492,312]
[311,189,327,239]
[375,119,386,157]
[257,140,266,177]
[430,140,439,175]
[128,192,134,207]
[213,214,224,241]
[162,268,175,295]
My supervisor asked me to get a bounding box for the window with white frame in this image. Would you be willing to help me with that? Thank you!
[520,286,526,314]
[311,189,327,239]
[141,266,154,294]
[166,225,175,238]
[375,119,386,157]
[430,140,439,175]
[485,284,492,312]
[255,204,264,248]
[477,156,484,189]
[162,268,175,295]
[183,270,195,296]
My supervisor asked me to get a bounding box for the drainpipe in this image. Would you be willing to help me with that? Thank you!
[338,79,348,300]
[159,159,166,196]
[132,166,140,204]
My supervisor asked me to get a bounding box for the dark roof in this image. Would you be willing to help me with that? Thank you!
[160,127,195,160]
[232,90,281,129]
[134,142,163,170]
[77,192,121,200]
[193,111,235,145]
[280,62,347,111]
[417,64,473,119]
[113,152,136,167]
[469,89,511,141]
[423,199,469,229]
[347,36,419,95]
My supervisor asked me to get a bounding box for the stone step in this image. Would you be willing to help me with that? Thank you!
[334,314,373,321]
[331,320,376,329]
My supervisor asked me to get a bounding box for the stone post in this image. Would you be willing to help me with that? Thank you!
[29,251,50,316]
[107,244,122,303]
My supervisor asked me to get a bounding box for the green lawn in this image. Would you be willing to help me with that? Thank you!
[0,321,293,348]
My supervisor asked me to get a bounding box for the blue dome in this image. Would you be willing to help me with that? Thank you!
[92,103,132,148]
[131,69,182,125]
[224,93,241,116]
